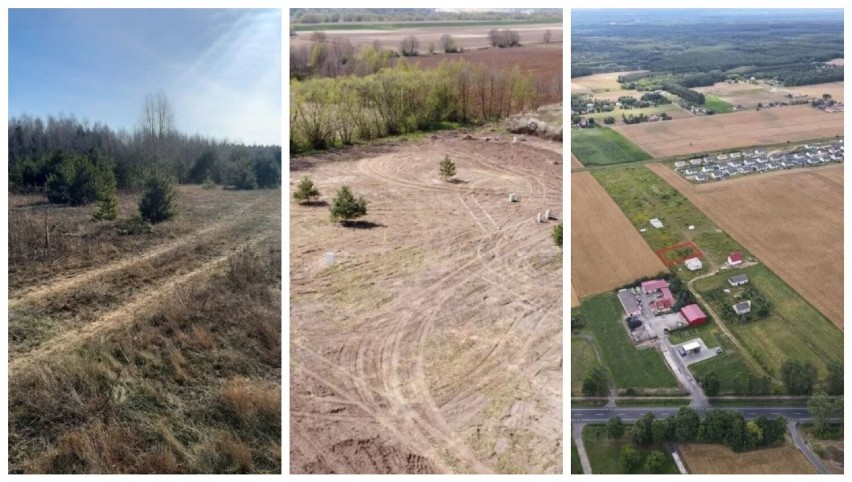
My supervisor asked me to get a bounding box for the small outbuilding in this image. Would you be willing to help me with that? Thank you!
[681,304,708,327]
[650,218,664,229]
[728,274,749,287]
[727,252,743,266]
[684,257,703,271]
[733,300,752,315]
[682,341,701,354]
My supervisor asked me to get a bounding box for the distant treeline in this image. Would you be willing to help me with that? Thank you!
[291,59,538,154]
[291,8,562,24]
[9,115,281,193]
[572,14,843,87]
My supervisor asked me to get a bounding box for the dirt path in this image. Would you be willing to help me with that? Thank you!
[291,137,562,474]
[9,193,279,374]
[9,197,266,308]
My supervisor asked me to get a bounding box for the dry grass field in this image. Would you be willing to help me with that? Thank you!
[695,82,795,109]
[783,81,845,103]
[571,171,666,300]
[679,443,816,474]
[613,105,843,157]
[292,23,562,52]
[290,132,562,474]
[8,186,282,473]
[649,163,844,328]
[571,71,647,93]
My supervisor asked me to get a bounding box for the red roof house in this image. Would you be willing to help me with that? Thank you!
[652,287,675,311]
[681,304,708,326]
[641,279,668,293]
[727,252,743,266]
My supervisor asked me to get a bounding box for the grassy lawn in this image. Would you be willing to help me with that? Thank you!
[577,293,677,389]
[668,320,719,347]
[693,264,843,381]
[572,335,602,396]
[615,398,690,407]
[592,167,745,276]
[571,439,584,474]
[571,127,652,166]
[583,425,679,474]
[703,94,735,113]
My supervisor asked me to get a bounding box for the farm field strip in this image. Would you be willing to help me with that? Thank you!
[571,127,652,166]
[679,443,816,474]
[571,171,666,299]
[291,135,562,474]
[783,81,844,103]
[612,105,843,157]
[649,163,844,329]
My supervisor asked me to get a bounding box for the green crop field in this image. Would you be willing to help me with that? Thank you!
[694,264,843,382]
[702,95,735,113]
[572,336,602,396]
[592,167,745,276]
[583,425,679,474]
[571,127,652,166]
[577,294,677,389]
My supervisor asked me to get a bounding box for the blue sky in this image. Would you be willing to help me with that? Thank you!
[10,9,281,145]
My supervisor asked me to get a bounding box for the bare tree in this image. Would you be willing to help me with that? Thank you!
[400,35,419,56]
[139,91,175,140]
[543,29,552,43]
[439,34,459,53]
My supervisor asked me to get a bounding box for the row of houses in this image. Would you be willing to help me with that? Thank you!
[675,139,845,182]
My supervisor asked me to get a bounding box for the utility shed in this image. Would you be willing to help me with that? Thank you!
[682,341,701,353]
[681,304,708,327]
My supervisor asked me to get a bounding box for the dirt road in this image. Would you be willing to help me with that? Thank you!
[290,133,563,474]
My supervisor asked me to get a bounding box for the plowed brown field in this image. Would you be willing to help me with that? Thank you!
[649,163,844,328]
[291,132,563,474]
[571,171,666,300]
[613,105,843,157]
[679,443,816,474]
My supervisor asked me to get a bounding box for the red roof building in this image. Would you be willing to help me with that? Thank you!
[641,279,668,293]
[680,304,708,326]
[652,287,675,311]
[727,252,743,266]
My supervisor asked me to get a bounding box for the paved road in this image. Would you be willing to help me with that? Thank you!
[788,421,830,474]
[572,406,814,423]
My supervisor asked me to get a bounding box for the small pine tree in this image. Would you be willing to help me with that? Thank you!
[93,191,120,220]
[202,176,216,189]
[330,185,367,224]
[439,155,456,181]
[139,175,178,224]
[293,176,321,204]
[552,223,562,247]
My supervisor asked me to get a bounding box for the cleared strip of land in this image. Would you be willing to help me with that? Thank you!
[649,163,843,329]
[613,105,843,157]
[679,443,816,474]
[784,81,844,102]
[571,171,666,299]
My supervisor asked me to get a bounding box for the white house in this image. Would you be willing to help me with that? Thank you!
[684,257,703,271]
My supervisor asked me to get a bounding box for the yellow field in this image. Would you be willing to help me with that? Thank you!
[680,443,816,474]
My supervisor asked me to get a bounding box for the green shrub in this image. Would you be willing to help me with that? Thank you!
[93,192,120,220]
[202,177,216,190]
[553,223,563,247]
[293,176,320,204]
[139,175,178,224]
[439,155,456,181]
[44,151,116,206]
[330,186,367,224]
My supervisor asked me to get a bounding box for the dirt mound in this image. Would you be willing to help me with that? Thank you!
[506,117,563,142]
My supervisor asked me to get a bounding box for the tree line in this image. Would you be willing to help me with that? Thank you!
[291,8,561,24]
[9,114,280,193]
[609,407,787,454]
[290,59,538,154]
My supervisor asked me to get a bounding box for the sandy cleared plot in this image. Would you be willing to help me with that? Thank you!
[571,171,667,300]
[826,58,844,66]
[589,89,643,102]
[649,163,843,328]
[694,82,796,109]
[783,81,845,103]
[571,154,583,169]
[293,23,562,52]
[571,71,647,92]
[680,443,816,474]
[291,133,562,473]
[614,105,843,158]
[570,284,581,307]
